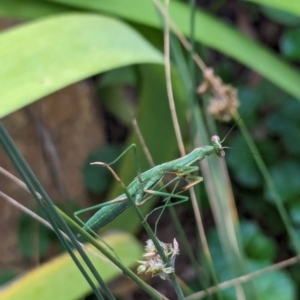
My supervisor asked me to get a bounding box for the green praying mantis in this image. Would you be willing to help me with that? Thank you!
[74,135,225,235]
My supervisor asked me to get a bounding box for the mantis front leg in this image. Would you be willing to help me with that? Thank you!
[143,175,203,233]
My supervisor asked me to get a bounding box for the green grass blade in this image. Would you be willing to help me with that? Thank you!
[169,36,224,300]
[0,123,169,300]
[0,123,110,299]
[1,1,300,100]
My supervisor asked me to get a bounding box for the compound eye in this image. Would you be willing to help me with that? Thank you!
[211,135,220,143]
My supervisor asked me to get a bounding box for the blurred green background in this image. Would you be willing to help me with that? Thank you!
[1,0,300,299]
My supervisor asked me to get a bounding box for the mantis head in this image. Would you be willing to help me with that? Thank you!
[211,135,225,157]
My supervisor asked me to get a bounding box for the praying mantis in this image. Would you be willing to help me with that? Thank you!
[75,135,225,235]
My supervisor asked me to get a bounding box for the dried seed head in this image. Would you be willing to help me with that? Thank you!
[207,85,239,122]
[137,238,179,280]
[197,68,239,122]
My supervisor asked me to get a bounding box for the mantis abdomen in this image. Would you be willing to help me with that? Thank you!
[83,201,132,232]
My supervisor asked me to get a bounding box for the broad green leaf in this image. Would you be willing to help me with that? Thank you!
[0,0,72,19]
[41,0,300,100]
[0,13,163,117]
[0,232,143,300]
[243,0,300,17]
[2,1,300,100]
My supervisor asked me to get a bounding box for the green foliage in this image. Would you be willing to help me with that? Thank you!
[244,0,300,16]
[18,213,51,258]
[99,66,137,88]
[227,135,262,188]
[280,28,300,60]
[249,261,296,300]
[228,84,300,200]
[225,80,300,293]
[266,161,300,203]
[1,0,300,100]
[0,270,18,285]
[207,222,295,299]
[2,0,300,299]
[241,221,276,261]
[267,112,300,155]
[260,6,300,26]
[289,202,300,226]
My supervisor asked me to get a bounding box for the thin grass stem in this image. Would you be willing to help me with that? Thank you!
[163,0,186,157]
[0,123,111,300]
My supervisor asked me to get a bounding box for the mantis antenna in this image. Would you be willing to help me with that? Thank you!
[220,98,256,143]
